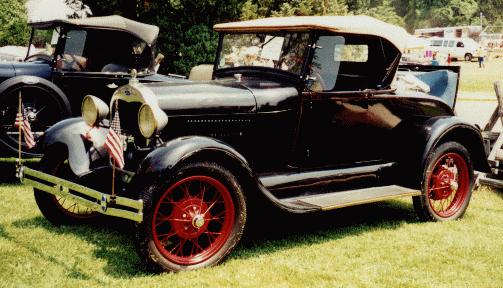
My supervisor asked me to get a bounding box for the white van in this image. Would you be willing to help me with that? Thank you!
[429,37,480,61]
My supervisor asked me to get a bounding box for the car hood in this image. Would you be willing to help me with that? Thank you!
[143,78,299,115]
[0,62,52,81]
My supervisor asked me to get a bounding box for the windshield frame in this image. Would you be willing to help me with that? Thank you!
[214,31,314,79]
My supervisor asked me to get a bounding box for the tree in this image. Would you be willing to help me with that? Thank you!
[353,0,404,26]
[0,0,31,46]
[64,0,92,18]
[427,0,479,27]
[241,0,348,18]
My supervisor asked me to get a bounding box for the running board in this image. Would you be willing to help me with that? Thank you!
[17,165,143,223]
[281,185,421,211]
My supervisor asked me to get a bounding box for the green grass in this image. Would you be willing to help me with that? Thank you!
[1,184,503,287]
[458,57,503,94]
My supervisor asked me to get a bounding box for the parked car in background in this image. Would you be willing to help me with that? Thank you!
[429,37,480,61]
[0,15,181,157]
[18,15,489,272]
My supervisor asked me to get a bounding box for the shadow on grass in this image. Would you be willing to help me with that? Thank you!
[1,221,102,283]
[10,199,419,279]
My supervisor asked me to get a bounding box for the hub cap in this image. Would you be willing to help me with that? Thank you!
[152,176,235,265]
[427,153,470,218]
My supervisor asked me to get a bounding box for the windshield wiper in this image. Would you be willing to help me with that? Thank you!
[260,36,277,48]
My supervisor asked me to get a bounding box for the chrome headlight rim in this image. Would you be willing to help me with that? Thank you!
[81,95,109,127]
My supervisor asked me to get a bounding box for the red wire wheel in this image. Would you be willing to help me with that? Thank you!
[426,152,470,218]
[151,175,236,265]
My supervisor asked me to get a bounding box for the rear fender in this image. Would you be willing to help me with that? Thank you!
[43,118,109,176]
[393,116,489,187]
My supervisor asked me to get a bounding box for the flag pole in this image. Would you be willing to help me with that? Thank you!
[111,159,116,203]
[18,91,22,163]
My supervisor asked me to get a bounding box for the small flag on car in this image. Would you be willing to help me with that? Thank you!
[14,102,35,149]
[104,104,125,169]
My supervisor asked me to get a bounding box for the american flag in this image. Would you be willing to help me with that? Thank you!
[104,108,125,168]
[14,104,35,149]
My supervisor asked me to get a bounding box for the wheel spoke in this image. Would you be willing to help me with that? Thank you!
[199,181,207,208]
[152,175,236,265]
[158,231,177,244]
[189,238,204,255]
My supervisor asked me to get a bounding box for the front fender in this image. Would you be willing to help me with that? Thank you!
[133,136,307,213]
[136,136,250,178]
[43,118,108,176]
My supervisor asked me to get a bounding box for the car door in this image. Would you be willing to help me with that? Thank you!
[294,34,390,168]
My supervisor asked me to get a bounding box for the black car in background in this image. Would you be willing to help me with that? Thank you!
[0,15,179,156]
[18,15,489,272]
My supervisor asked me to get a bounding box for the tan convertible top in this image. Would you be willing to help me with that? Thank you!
[30,15,159,46]
[214,15,409,51]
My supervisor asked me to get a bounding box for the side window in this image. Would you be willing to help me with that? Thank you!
[334,44,368,62]
[58,30,87,71]
[431,40,442,47]
[310,36,345,92]
[64,30,86,56]
[456,41,464,48]
[448,40,455,47]
[310,35,376,92]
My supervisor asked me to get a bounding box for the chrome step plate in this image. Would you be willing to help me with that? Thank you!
[283,185,421,211]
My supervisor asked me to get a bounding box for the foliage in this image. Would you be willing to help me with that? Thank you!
[240,0,348,18]
[0,0,31,47]
[64,0,92,18]
[353,0,404,26]
[171,25,219,74]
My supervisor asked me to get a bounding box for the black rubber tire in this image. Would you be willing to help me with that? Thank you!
[0,77,71,157]
[413,141,474,222]
[136,162,247,272]
[464,53,473,61]
[34,146,101,225]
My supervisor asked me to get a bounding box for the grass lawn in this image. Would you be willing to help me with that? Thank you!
[457,57,503,95]
[1,183,503,287]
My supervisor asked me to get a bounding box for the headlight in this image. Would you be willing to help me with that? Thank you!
[81,95,109,127]
[138,104,168,138]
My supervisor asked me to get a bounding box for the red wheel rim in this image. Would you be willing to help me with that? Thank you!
[426,152,470,218]
[152,176,235,265]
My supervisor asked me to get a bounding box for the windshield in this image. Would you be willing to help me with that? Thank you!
[56,29,152,73]
[30,28,58,57]
[217,32,311,75]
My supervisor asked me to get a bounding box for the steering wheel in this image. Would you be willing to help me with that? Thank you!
[24,54,53,64]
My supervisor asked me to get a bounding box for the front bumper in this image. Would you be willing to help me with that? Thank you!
[17,165,144,223]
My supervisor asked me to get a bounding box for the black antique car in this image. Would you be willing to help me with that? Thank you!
[17,16,490,272]
[0,15,180,156]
